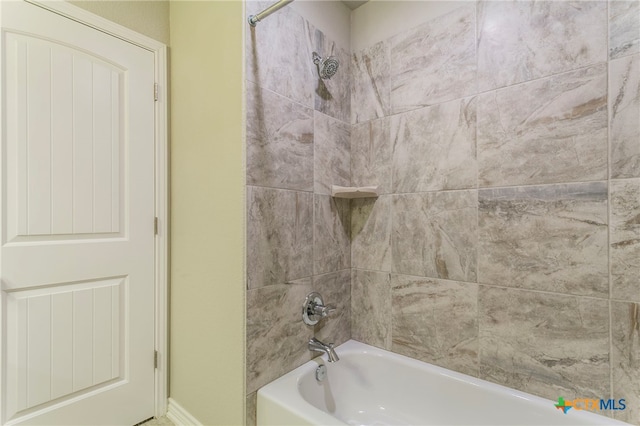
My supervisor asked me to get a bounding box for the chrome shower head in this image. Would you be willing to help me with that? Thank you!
[312,52,339,80]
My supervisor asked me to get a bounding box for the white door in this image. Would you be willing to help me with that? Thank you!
[1,1,156,425]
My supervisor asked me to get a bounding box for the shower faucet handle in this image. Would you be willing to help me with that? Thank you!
[302,292,336,326]
[312,303,336,318]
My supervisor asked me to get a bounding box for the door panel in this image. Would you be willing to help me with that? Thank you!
[7,278,124,411]
[1,2,156,425]
[6,32,124,241]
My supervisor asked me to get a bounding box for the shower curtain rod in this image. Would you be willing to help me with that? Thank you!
[248,0,294,26]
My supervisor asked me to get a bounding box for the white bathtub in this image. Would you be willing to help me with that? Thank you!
[257,340,628,426]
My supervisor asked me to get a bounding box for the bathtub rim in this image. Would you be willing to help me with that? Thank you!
[256,339,629,426]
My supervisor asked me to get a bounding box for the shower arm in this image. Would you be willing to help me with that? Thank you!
[248,0,295,27]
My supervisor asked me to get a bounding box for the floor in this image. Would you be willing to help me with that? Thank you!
[139,416,174,426]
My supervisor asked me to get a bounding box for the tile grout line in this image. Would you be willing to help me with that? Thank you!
[246,179,639,198]
[352,266,633,303]
[246,78,352,127]
[606,0,615,403]
[356,61,611,126]
[474,0,481,378]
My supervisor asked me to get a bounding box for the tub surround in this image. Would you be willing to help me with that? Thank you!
[610,179,640,302]
[246,186,313,290]
[478,182,609,297]
[350,119,392,193]
[246,81,314,192]
[351,41,390,123]
[612,302,640,423]
[476,65,608,187]
[390,4,476,113]
[479,287,610,399]
[476,1,607,92]
[314,112,351,195]
[391,191,478,282]
[351,270,391,350]
[349,1,640,424]
[246,1,314,108]
[610,53,640,179]
[391,96,477,193]
[609,0,640,60]
[392,275,478,377]
[312,31,351,123]
[351,196,391,271]
[246,1,640,425]
[246,271,351,395]
[245,0,352,418]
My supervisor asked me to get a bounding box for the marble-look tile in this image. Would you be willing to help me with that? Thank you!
[314,111,350,195]
[478,182,608,297]
[247,187,313,289]
[392,97,477,193]
[478,64,607,187]
[246,1,314,107]
[246,81,314,191]
[314,195,350,275]
[611,301,640,423]
[390,4,476,113]
[479,286,610,400]
[392,191,477,282]
[313,270,351,347]
[246,392,257,426]
[351,40,390,124]
[246,280,313,394]
[312,29,350,123]
[351,270,391,350]
[351,118,392,194]
[610,1,640,59]
[351,196,391,272]
[477,1,607,91]
[611,179,640,302]
[392,274,478,376]
[610,54,640,179]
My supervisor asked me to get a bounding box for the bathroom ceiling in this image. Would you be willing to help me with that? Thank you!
[342,0,369,10]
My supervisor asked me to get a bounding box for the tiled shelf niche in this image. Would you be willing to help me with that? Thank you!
[331,185,379,199]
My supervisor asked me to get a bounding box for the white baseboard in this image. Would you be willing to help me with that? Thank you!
[166,398,202,426]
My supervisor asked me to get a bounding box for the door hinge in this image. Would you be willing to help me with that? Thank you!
[154,350,159,369]
[154,83,159,102]
[154,217,159,235]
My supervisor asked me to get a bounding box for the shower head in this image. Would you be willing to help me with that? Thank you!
[312,52,339,80]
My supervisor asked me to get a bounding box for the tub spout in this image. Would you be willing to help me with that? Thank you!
[308,337,339,362]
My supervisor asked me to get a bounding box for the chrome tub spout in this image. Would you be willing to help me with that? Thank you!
[308,337,339,362]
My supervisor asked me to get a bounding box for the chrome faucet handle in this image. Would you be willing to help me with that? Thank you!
[312,303,336,317]
[303,292,336,326]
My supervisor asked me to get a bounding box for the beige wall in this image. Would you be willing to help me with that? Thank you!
[67,1,246,423]
[70,0,170,44]
[169,1,245,425]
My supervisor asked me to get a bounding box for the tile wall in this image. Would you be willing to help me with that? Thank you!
[245,1,351,421]
[350,1,640,424]
[245,0,639,424]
